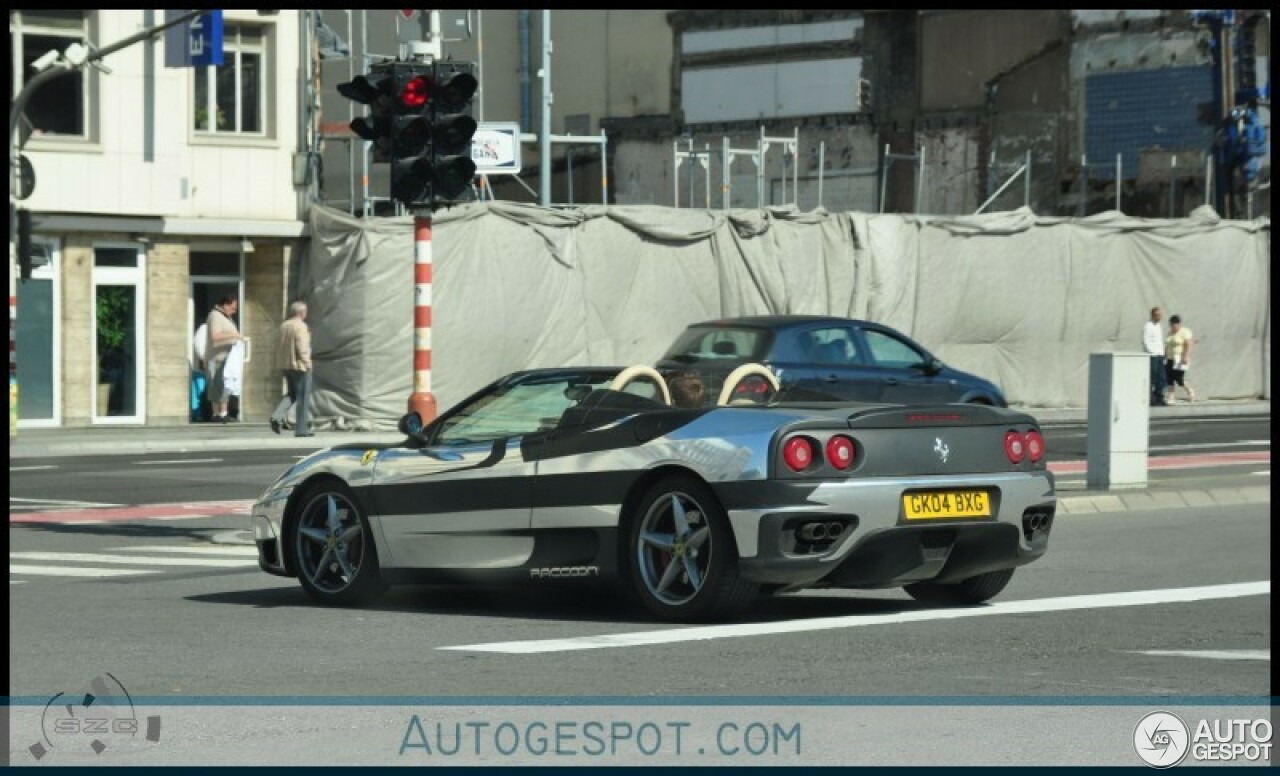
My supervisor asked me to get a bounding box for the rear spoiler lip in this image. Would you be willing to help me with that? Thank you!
[844,402,1040,428]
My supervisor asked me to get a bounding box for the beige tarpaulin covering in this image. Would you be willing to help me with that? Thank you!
[302,202,1270,430]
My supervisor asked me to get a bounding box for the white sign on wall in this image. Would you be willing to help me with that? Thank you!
[471,123,523,175]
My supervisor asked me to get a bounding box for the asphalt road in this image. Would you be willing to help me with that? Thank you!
[9,419,1270,765]
[8,415,1271,507]
[9,498,1270,698]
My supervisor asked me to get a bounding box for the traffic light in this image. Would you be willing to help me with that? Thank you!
[858,78,872,112]
[337,62,396,161]
[338,60,479,209]
[426,61,479,206]
[388,61,479,208]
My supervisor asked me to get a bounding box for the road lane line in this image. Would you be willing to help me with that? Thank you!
[135,458,224,466]
[9,565,160,578]
[9,552,258,568]
[440,581,1271,655]
[1252,470,1269,476]
[119,545,260,556]
[1150,440,1270,451]
[1132,649,1269,661]
[9,499,255,524]
[9,496,121,507]
[9,465,58,472]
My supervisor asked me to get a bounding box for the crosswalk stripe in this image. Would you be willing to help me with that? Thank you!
[120,545,260,557]
[10,552,257,568]
[10,565,160,578]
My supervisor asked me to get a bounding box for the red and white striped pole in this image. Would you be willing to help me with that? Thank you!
[408,210,438,423]
[9,290,17,440]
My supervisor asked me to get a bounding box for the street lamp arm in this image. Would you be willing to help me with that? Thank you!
[10,9,208,162]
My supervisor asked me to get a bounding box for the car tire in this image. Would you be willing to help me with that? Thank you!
[625,474,758,622]
[903,568,1014,605]
[290,480,388,606]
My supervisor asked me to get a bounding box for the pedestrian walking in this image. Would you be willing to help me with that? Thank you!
[204,296,243,423]
[1163,314,1195,404]
[270,300,314,437]
[1143,306,1168,406]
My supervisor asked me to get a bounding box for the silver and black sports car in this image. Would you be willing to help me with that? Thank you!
[251,364,1056,622]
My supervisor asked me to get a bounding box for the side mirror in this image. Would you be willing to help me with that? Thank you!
[398,412,430,446]
[926,357,944,375]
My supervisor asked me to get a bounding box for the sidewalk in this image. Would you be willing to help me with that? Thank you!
[9,398,1269,460]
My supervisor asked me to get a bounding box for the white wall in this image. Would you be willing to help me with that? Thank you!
[21,10,300,222]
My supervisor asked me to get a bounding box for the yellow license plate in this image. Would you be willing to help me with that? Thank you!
[903,490,991,520]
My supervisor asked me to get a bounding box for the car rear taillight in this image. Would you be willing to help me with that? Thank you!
[783,437,818,472]
[1003,430,1026,464]
[826,435,856,471]
[1025,430,1045,463]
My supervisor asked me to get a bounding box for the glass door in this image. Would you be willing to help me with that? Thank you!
[190,250,245,422]
[16,238,61,427]
[92,244,146,424]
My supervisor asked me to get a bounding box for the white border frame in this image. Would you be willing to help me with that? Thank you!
[91,242,147,425]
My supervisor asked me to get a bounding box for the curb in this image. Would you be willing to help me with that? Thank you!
[1057,485,1269,515]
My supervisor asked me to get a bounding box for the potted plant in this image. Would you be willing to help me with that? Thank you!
[96,288,131,415]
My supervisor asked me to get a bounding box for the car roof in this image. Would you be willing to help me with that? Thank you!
[686,315,868,330]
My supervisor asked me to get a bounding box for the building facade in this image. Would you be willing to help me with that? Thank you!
[13,10,305,428]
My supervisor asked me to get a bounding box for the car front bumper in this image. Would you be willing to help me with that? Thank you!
[252,487,294,577]
[713,471,1056,588]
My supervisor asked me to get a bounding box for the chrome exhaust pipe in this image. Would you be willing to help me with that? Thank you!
[825,522,844,539]
[797,522,828,542]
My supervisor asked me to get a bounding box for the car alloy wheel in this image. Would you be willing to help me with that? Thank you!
[292,483,386,605]
[627,475,757,622]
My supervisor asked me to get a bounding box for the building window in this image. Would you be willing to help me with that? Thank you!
[11,10,91,139]
[194,23,267,135]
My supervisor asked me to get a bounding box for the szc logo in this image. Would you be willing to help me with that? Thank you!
[1134,711,1190,768]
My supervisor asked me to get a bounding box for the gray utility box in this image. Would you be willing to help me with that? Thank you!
[1086,352,1150,490]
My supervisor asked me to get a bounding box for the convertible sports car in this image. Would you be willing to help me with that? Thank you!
[252,364,1055,622]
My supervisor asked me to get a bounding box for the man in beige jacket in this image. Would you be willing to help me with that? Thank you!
[270,301,314,437]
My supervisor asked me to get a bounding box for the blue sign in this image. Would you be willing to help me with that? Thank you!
[164,10,224,68]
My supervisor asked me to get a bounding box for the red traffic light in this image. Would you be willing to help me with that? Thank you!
[400,75,430,108]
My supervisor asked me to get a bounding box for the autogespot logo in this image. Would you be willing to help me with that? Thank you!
[1134,711,1190,768]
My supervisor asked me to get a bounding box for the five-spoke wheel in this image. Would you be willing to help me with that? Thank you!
[627,475,757,621]
[291,482,387,605]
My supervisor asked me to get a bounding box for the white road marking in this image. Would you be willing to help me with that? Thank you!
[1252,470,1269,476]
[135,458,224,466]
[1133,649,1270,661]
[11,580,27,584]
[1151,440,1270,451]
[9,552,257,568]
[9,465,58,472]
[9,565,160,578]
[120,545,259,556]
[441,581,1271,655]
[9,496,121,508]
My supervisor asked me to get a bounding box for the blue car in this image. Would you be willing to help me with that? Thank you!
[656,315,1007,407]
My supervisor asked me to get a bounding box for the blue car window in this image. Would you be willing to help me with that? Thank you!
[804,327,859,365]
[863,328,926,368]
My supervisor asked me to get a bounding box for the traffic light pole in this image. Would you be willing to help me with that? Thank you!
[408,209,438,424]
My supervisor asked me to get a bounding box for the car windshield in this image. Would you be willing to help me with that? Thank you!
[435,373,616,445]
[662,326,770,362]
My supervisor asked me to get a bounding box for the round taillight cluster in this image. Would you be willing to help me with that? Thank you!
[1025,429,1045,462]
[782,434,857,473]
[826,435,857,471]
[782,437,817,471]
[1003,431,1026,464]
[1004,429,1046,464]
